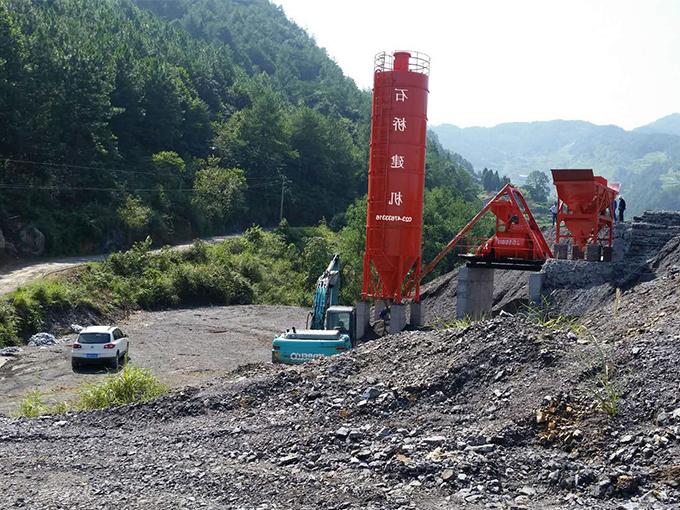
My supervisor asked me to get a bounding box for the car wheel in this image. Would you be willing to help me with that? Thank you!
[110,352,119,371]
[71,358,80,371]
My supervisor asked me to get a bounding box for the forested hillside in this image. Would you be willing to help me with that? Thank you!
[0,0,479,261]
[433,120,680,215]
[634,113,680,137]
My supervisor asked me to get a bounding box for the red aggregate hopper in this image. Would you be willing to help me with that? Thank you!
[551,169,620,249]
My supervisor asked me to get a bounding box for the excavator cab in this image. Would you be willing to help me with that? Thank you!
[325,306,356,346]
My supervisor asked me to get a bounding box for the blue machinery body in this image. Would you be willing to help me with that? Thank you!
[272,255,357,365]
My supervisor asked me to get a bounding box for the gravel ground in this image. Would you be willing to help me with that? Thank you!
[0,305,307,416]
[2,314,679,509]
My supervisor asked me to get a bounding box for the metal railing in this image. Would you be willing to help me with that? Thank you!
[374,50,431,75]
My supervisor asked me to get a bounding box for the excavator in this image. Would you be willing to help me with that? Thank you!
[271,255,357,364]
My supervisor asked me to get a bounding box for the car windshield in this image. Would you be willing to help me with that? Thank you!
[78,333,111,344]
[327,312,350,333]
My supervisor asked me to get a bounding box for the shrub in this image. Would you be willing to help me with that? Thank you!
[0,302,20,346]
[78,365,168,410]
[16,391,49,418]
[106,237,153,276]
[173,264,253,305]
[9,288,44,338]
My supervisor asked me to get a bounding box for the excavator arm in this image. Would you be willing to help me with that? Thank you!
[308,254,341,330]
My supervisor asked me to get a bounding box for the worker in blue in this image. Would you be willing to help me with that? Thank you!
[550,203,558,226]
[618,196,626,222]
[611,198,617,223]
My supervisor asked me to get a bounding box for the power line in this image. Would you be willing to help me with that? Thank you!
[1,157,158,176]
[0,180,285,193]
[1,157,285,183]
[0,184,193,192]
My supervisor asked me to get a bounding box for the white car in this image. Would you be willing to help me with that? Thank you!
[71,326,129,370]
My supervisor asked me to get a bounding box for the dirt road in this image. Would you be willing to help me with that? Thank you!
[0,235,236,295]
[0,304,307,416]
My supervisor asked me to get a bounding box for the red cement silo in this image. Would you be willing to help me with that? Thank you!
[362,51,430,304]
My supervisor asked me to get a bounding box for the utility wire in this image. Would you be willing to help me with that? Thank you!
[1,157,284,183]
[0,180,285,193]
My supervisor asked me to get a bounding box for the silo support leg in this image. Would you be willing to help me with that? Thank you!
[389,304,407,334]
[410,301,424,327]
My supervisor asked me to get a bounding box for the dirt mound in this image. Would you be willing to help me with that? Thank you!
[3,313,680,509]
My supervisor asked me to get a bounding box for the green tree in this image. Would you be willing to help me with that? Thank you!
[192,157,246,226]
[214,77,296,224]
[524,170,551,203]
[118,196,153,242]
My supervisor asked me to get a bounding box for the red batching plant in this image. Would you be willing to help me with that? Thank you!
[362,51,430,304]
[551,169,619,260]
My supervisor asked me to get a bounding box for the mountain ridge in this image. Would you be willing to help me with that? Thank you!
[432,117,680,214]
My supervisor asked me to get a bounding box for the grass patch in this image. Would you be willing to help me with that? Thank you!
[78,365,168,410]
[14,365,168,417]
[576,331,620,417]
[519,296,586,336]
[16,391,50,418]
[437,315,475,330]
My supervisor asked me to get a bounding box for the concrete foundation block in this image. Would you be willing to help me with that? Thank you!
[554,243,568,260]
[389,304,406,334]
[528,272,545,304]
[571,245,584,260]
[585,244,602,262]
[410,301,424,328]
[456,266,495,320]
[355,301,370,341]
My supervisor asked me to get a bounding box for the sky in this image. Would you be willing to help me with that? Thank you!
[272,0,680,130]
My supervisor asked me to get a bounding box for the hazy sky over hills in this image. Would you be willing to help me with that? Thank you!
[273,0,680,130]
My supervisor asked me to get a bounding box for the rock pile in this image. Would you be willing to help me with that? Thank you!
[27,332,57,347]
[0,346,22,356]
[3,314,680,509]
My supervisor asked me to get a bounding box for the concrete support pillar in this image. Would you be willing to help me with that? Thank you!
[456,266,495,320]
[585,244,602,262]
[373,300,386,322]
[528,272,545,304]
[554,243,568,260]
[571,245,584,260]
[355,301,370,340]
[410,301,424,328]
[602,246,613,262]
[389,304,406,334]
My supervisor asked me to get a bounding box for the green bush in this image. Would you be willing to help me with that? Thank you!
[106,237,153,276]
[173,263,253,305]
[78,365,168,410]
[9,288,45,338]
[16,391,49,418]
[15,366,168,417]
[0,302,20,346]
